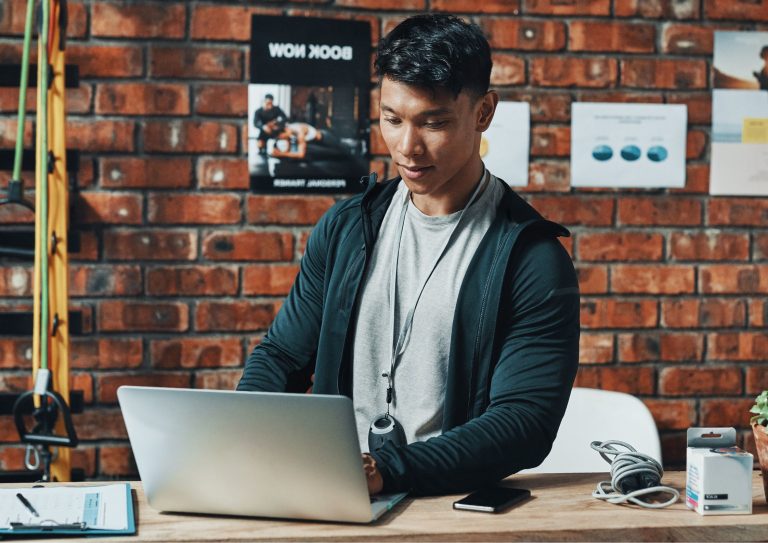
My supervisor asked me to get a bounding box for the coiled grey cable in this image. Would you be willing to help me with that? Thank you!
[590,440,679,509]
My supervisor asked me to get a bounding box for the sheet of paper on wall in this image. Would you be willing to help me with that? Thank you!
[480,101,530,187]
[570,102,687,188]
[710,30,768,196]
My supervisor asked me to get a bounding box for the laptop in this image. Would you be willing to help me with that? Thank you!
[117,386,407,523]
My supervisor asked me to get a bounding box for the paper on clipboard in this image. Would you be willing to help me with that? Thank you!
[0,483,129,530]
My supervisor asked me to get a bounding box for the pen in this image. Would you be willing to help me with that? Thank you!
[16,493,39,517]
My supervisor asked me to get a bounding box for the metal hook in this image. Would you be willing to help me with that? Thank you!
[24,444,40,471]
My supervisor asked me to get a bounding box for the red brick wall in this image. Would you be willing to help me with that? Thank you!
[1,0,766,477]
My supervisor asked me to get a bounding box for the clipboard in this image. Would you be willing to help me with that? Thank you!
[0,483,136,539]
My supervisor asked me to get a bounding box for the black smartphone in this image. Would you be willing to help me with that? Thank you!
[452,487,531,513]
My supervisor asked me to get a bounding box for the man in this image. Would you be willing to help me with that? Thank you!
[238,14,580,496]
[253,94,287,155]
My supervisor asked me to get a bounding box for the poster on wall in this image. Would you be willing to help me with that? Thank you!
[570,103,687,188]
[248,15,371,193]
[480,102,529,187]
[711,31,768,196]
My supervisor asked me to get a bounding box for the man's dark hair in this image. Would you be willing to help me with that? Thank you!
[374,14,492,98]
[264,93,274,101]
[761,45,768,59]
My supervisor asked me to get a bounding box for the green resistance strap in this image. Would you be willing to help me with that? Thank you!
[40,0,50,371]
[3,0,36,211]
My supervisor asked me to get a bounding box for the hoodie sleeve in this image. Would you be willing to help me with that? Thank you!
[371,233,580,495]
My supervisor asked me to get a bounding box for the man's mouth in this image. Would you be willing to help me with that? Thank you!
[399,164,433,179]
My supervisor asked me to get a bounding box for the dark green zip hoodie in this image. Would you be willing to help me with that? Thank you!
[237,175,580,496]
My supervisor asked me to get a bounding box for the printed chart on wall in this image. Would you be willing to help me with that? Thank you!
[248,15,371,193]
[711,31,768,196]
[571,103,687,188]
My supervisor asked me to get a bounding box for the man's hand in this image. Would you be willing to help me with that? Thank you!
[264,120,279,134]
[362,453,383,495]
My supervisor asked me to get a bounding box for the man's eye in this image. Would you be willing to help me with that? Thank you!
[384,117,401,125]
[424,120,447,129]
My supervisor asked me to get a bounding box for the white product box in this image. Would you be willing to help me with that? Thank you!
[686,427,753,515]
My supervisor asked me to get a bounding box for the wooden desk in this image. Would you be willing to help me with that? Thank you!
[5,472,768,541]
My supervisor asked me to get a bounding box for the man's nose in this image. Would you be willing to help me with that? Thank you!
[397,125,423,158]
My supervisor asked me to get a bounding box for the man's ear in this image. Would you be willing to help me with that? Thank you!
[476,91,499,132]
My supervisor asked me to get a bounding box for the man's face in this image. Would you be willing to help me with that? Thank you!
[264,98,274,110]
[379,77,488,203]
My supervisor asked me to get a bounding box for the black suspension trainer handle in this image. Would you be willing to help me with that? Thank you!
[13,389,79,448]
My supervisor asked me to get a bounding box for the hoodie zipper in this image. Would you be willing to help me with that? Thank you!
[336,174,378,394]
[337,244,367,395]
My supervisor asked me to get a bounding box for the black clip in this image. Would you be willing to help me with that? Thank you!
[11,521,87,531]
[51,313,60,337]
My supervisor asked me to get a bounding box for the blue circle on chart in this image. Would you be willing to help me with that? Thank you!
[620,145,641,161]
[592,145,613,161]
[647,146,668,162]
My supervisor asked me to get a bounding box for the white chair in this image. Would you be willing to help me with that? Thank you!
[522,387,662,473]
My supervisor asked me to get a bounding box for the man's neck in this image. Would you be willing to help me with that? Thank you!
[410,161,486,217]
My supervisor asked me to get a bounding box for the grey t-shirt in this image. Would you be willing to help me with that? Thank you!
[352,172,504,452]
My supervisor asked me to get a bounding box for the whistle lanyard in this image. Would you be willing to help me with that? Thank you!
[383,169,489,415]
